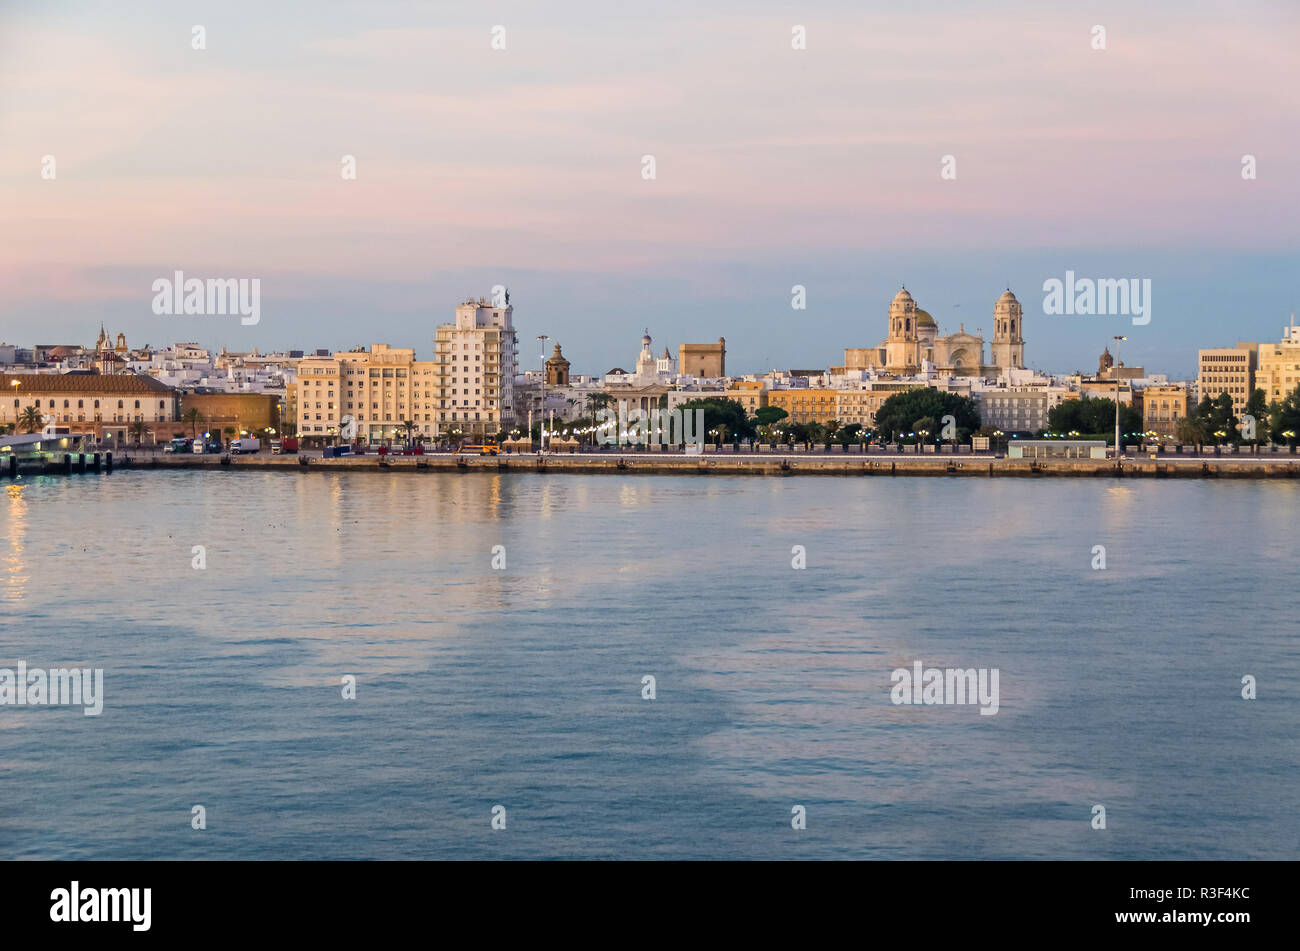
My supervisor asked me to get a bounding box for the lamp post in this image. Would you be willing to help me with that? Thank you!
[536,334,549,452]
[6,378,17,431]
[1113,335,1127,463]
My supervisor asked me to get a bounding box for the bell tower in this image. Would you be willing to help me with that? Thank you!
[886,287,921,373]
[990,289,1024,369]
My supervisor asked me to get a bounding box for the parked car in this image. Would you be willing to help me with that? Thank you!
[165,438,192,454]
[229,437,261,455]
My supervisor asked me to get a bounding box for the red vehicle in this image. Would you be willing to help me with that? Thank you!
[377,445,388,456]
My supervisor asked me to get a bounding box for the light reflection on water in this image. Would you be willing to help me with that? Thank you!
[0,470,1296,859]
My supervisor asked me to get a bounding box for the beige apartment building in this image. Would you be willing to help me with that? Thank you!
[728,380,767,416]
[977,387,1068,434]
[1256,322,1300,403]
[1141,384,1190,440]
[1197,344,1257,415]
[297,345,439,443]
[834,382,926,429]
[767,388,838,424]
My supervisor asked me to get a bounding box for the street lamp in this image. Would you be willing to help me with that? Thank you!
[1113,335,1127,463]
[536,334,549,452]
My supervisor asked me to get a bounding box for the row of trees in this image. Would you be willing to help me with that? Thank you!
[1046,396,1142,440]
[673,390,984,448]
[1173,388,1300,448]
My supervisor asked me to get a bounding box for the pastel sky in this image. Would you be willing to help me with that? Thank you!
[2,0,1297,379]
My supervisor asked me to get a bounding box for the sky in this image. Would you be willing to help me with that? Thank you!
[1,0,1297,380]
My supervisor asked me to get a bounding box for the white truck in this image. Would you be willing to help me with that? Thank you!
[228,437,261,455]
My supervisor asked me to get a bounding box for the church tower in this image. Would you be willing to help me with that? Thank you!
[990,289,1024,370]
[886,287,921,373]
[544,343,570,386]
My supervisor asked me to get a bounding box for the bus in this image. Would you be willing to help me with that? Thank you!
[454,442,500,456]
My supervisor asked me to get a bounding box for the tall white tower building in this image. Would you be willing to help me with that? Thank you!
[433,295,518,439]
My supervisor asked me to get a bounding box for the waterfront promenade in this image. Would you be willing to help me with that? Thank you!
[100,448,1300,479]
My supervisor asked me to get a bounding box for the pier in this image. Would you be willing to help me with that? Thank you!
[87,450,1300,479]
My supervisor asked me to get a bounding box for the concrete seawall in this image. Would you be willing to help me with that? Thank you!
[109,452,1300,479]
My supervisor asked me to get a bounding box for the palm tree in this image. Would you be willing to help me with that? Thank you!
[401,419,416,446]
[1175,416,1208,451]
[825,419,841,451]
[18,405,43,434]
[182,408,203,438]
[128,420,146,446]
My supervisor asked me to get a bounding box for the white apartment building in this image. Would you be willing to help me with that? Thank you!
[433,296,518,440]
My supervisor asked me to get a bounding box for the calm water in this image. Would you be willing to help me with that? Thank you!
[1,469,1297,860]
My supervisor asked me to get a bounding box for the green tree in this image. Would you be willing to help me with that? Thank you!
[182,407,204,438]
[128,420,146,445]
[18,405,44,433]
[1046,396,1140,441]
[678,398,755,441]
[1210,392,1237,442]
[1175,415,1209,449]
[1243,388,1268,442]
[912,416,938,443]
[1267,383,1300,444]
[754,405,789,428]
[874,389,979,443]
[585,392,613,420]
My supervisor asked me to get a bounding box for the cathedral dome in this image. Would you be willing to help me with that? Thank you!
[892,288,913,304]
[998,289,1018,302]
[915,309,935,326]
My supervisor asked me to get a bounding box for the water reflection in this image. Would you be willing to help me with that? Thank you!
[3,482,28,601]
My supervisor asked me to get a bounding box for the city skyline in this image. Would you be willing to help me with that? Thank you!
[6,284,1292,385]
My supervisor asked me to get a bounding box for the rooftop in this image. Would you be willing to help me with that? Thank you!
[1,372,175,394]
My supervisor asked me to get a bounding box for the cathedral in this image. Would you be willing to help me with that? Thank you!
[839,287,1025,377]
[94,324,132,374]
